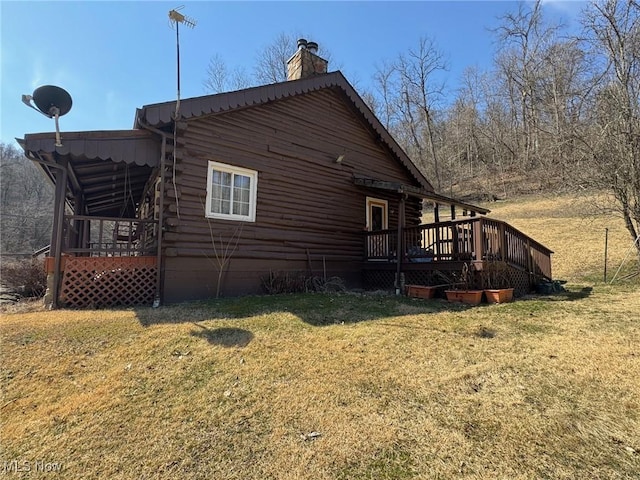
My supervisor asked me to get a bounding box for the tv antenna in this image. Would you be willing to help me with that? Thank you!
[168,6,196,118]
[22,85,73,147]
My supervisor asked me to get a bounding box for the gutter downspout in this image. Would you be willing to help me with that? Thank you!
[28,152,68,309]
[137,119,172,307]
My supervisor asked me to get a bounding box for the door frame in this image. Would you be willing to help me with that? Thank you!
[366,197,389,231]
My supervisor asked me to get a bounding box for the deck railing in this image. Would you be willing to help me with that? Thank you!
[364,217,553,280]
[62,215,158,257]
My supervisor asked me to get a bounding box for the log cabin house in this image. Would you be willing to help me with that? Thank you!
[19,40,552,308]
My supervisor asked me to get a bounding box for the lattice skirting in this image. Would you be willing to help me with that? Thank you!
[60,257,157,308]
[364,270,445,290]
[509,267,533,297]
[363,269,396,290]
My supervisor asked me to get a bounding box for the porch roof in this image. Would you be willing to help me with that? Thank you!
[17,130,159,218]
[353,174,491,215]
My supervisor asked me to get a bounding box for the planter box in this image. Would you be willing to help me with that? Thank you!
[484,288,514,304]
[445,290,483,305]
[406,285,436,299]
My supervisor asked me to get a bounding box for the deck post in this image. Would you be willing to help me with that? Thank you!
[450,205,456,220]
[51,157,68,309]
[472,218,484,261]
[395,195,406,294]
[527,238,534,278]
[451,222,459,260]
[499,222,506,260]
[82,219,91,255]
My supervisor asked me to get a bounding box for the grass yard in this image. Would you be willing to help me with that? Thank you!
[1,194,639,479]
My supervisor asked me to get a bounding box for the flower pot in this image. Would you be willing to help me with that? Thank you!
[445,290,483,305]
[406,285,436,299]
[484,288,514,304]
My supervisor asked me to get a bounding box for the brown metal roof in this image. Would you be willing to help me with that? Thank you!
[18,130,159,217]
[136,71,435,194]
[18,72,483,218]
[19,130,159,167]
[352,175,491,215]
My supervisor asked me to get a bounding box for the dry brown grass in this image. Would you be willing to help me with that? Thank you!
[483,193,637,283]
[1,194,639,479]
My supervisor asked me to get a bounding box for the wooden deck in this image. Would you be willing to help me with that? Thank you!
[45,215,159,308]
[363,217,553,294]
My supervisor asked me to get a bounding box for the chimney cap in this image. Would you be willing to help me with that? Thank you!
[307,41,318,54]
[297,38,308,50]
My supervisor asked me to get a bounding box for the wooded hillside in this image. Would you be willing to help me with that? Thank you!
[0,143,53,256]
[361,0,639,253]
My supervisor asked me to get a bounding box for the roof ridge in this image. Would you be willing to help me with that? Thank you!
[135,71,434,193]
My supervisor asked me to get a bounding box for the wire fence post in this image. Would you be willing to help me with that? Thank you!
[604,228,609,282]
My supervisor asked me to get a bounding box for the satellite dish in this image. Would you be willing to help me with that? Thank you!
[32,85,73,117]
[22,85,73,147]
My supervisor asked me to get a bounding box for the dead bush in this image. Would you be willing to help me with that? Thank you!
[0,258,47,298]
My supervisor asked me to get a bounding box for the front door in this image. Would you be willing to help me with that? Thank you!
[366,197,389,258]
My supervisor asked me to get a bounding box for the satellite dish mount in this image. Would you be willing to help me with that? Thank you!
[22,85,73,147]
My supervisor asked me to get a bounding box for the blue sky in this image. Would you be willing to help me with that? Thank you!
[0,1,585,147]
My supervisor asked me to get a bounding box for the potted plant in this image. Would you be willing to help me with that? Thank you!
[445,263,483,305]
[406,284,437,299]
[482,259,514,303]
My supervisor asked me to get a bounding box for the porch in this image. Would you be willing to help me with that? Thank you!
[19,130,164,308]
[363,216,553,296]
[44,215,159,308]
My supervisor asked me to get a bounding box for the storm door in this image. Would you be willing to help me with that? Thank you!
[366,197,389,259]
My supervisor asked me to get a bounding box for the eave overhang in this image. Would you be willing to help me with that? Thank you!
[353,174,491,215]
[17,130,159,217]
[135,71,435,195]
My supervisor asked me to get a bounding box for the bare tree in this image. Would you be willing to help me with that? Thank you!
[369,37,448,189]
[203,53,252,93]
[580,0,640,256]
[493,0,562,170]
[254,32,298,84]
[0,142,54,255]
[203,32,332,93]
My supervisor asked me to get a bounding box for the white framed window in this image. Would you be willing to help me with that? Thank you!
[206,161,258,222]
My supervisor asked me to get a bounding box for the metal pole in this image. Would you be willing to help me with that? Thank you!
[604,228,609,282]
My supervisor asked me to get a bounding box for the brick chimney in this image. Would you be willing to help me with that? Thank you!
[287,38,328,81]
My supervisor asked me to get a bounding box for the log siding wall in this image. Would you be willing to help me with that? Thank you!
[161,88,423,302]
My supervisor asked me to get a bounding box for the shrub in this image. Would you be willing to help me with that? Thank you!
[261,271,309,294]
[261,271,346,295]
[0,258,47,298]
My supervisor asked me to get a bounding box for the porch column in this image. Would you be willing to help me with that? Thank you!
[434,202,441,260]
[395,194,406,294]
[450,205,456,220]
[48,156,68,309]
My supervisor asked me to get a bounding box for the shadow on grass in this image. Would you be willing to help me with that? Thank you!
[530,286,593,302]
[190,323,253,347]
[134,291,475,327]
